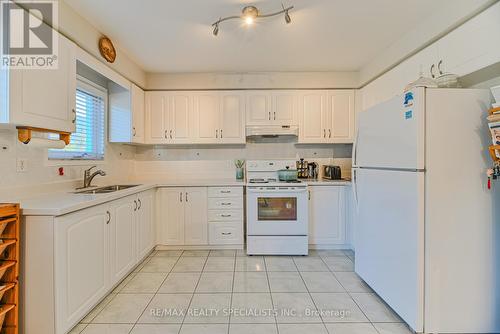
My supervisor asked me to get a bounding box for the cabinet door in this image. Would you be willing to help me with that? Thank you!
[170,93,191,142]
[184,187,208,245]
[158,188,185,245]
[131,83,145,143]
[246,91,271,125]
[220,92,245,144]
[309,186,346,245]
[145,91,169,143]
[11,32,76,132]
[195,92,219,143]
[54,205,108,334]
[109,196,137,285]
[137,190,155,259]
[272,91,297,125]
[328,90,355,143]
[298,91,329,143]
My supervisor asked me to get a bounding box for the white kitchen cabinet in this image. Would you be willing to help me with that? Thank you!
[246,91,272,125]
[246,91,297,126]
[108,196,137,285]
[157,187,208,245]
[327,90,355,143]
[169,92,192,143]
[145,91,169,143]
[299,90,355,144]
[208,186,244,246]
[24,190,155,334]
[2,30,77,133]
[220,91,245,143]
[193,91,245,144]
[298,91,329,143]
[184,187,208,245]
[54,204,109,334]
[137,190,155,259]
[109,83,145,144]
[158,187,185,245]
[308,186,346,246]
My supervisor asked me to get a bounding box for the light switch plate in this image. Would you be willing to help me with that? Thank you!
[16,158,28,172]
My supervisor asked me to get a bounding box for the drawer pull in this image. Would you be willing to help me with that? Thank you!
[221,232,232,235]
[221,214,232,217]
[220,190,231,193]
[221,202,232,206]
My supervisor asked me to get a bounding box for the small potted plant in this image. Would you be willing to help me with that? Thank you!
[234,159,245,180]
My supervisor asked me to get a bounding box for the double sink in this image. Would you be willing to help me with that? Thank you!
[75,184,140,194]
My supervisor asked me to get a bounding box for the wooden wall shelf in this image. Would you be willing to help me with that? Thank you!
[0,204,19,334]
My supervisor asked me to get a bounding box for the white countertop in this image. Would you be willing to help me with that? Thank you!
[17,178,348,216]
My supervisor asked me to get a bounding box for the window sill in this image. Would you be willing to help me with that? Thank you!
[45,159,106,167]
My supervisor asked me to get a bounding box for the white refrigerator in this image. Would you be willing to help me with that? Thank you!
[353,88,500,333]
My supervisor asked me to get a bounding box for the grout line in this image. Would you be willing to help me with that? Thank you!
[262,257,279,333]
[227,251,237,334]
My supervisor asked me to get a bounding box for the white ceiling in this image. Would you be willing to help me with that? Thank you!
[64,0,473,73]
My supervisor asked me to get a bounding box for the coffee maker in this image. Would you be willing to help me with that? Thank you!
[307,162,318,179]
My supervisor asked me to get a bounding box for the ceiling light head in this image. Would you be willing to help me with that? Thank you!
[242,5,259,24]
[213,23,219,36]
[284,10,291,24]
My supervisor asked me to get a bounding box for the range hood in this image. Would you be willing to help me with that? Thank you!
[246,125,299,138]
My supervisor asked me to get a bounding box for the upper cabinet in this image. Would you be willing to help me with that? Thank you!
[298,90,355,144]
[147,91,245,145]
[109,83,145,144]
[246,91,297,126]
[131,84,145,143]
[1,31,77,133]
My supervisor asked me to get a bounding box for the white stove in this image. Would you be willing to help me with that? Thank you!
[246,160,308,255]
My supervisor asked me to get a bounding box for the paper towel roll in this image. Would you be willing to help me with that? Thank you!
[24,138,66,149]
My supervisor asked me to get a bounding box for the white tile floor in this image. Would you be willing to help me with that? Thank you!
[69,249,415,334]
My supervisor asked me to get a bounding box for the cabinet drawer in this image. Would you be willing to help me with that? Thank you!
[209,222,243,245]
[208,187,243,198]
[208,210,243,222]
[208,197,243,210]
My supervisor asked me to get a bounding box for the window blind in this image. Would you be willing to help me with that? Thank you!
[49,83,105,160]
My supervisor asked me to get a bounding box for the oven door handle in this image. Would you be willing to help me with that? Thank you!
[247,187,307,193]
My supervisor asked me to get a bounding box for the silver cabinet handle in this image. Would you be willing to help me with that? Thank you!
[133,127,136,136]
[220,129,223,138]
[329,129,331,138]
[138,198,142,210]
[72,109,76,124]
[221,190,231,194]
[308,190,311,200]
[221,214,231,217]
[221,232,232,235]
[106,211,111,224]
[323,129,326,138]
[430,64,436,78]
[269,111,271,120]
[185,192,188,202]
[221,202,231,206]
[164,130,168,139]
[134,200,138,211]
[170,130,173,139]
[216,129,218,138]
[274,112,276,120]
[180,192,182,202]
[438,60,443,75]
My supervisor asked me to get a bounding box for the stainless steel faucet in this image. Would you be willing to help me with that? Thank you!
[82,166,106,188]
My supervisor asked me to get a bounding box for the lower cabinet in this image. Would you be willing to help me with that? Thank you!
[157,186,244,247]
[23,190,156,334]
[157,187,208,246]
[308,186,347,246]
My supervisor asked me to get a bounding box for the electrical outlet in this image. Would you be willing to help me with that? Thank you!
[16,158,28,172]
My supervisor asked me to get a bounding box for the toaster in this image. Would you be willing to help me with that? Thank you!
[322,165,342,180]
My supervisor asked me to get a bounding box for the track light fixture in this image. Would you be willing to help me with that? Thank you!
[212,3,294,36]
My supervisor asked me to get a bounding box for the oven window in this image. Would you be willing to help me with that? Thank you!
[257,197,297,221]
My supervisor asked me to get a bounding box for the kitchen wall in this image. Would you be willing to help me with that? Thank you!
[133,142,353,182]
[146,72,359,90]
[0,128,135,200]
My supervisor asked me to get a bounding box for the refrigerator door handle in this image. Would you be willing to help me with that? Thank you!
[352,168,359,210]
[352,130,360,167]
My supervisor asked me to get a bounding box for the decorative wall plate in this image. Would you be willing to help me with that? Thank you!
[98,36,116,63]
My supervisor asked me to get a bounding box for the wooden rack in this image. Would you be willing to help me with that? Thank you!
[0,204,19,334]
[16,127,70,145]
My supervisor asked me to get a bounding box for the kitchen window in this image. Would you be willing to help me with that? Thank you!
[48,78,106,160]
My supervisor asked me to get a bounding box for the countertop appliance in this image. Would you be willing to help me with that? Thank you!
[296,158,309,178]
[353,88,499,333]
[307,162,318,179]
[246,160,308,255]
[322,165,341,180]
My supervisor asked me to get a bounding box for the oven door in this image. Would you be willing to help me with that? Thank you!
[247,186,308,236]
